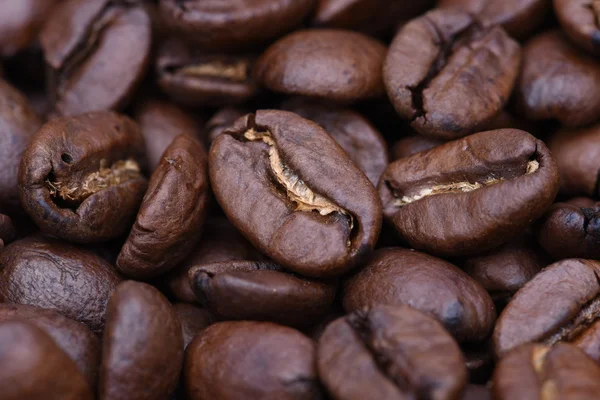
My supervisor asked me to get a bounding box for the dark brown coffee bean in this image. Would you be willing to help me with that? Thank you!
[493,259,600,360]
[0,236,122,333]
[184,321,323,400]
[189,260,337,327]
[318,304,467,400]
[134,97,204,172]
[0,0,57,57]
[343,248,496,342]
[116,135,209,279]
[19,111,147,243]
[384,9,521,139]
[516,30,600,127]
[0,78,42,213]
[0,213,15,252]
[0,320,93,400]
[156,38,259,108]
[555,0,600,55]
[391,135,445,160]
[173,303,215,350]
[40,0,151,116]
[283,100,389,185]
[493,343,600,399]
[0,303,100,387]
[378,129,560,257]
[204,107,247,147]
[100,281,183,400]
[159,0,315,51]
[254,30,386,103]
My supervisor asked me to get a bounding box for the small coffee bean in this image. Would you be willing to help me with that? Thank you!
[173,303,215,350]
[0,0,57,57]
[554,0,600,55]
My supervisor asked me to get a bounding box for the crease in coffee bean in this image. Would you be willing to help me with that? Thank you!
[173,60,249,82]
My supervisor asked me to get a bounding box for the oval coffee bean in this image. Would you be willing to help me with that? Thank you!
[40,0,151,116]
[378,129,560,257]
[0,320,93,400]
[0,236,122,334]
[493,343,600,399]
[516,30,600,127]
[173,303,215,350]
[19,111,147,243]
[254,30,386,103]
[554,0,600,55]
[184,321,323,400]
[189,260,337,327]
[100,281,183,400]
[343,248,496,342]
[116,135,209,279]
[493,259,600,359]
[209,110,382,277]
[384,8,521,139]
[318,304,467,400]
[0,0,57,57]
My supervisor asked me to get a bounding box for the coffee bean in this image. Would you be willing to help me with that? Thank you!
[210,110,382,277]
[0,320,93,400]
[0,0,57,57]
[189,260,337,327]
[493,259,600,360]
[254,30,387,103]
[19,111,148,243]
[100,281,183,400]
[0,236,122,333]
[493,343,600,399]
[173,303,215,350]
[555,0,600,55]
[184,321,323,400]
[40,0,151,116]
[378,129,560,257]
[204,107,247,148]
[384,9,521,139]
[343,248,496,342]
[318,304,467,400]
[391,135,445,160]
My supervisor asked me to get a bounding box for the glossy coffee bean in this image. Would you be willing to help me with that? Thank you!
[555,0,600,55]
[210,110,382,277]
[184,321,323,400]
[384,9,521,139]
[116,135,209,279]
[173,303,215,350]
[378,129,560,257]
[493,259,600,360]
[0,236,122,334]
[0,320,93,400]
[189,260,337,327]
[0,78,42,213]
[40,0,151,116]
[254,30,386,103]
[318,304,467,400]
[493,343,600,399]
[0,304,100,387]
[19,111,147,243]
[516,30,600,127]
[343,248,496,342]
[100,281,183,400]
[0,213,15,252]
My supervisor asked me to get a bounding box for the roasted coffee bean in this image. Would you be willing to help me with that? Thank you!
[189,260,337,327]
[116,135,209,279]
[391,135,445,160]
[100,281,183,400]
[156,38,259,108]
[0,213,15,252]
[318,304,467,400]
[516,30,600,127]
[555,0,600,55]
[0,236,122,334]
[173,303,215,350]
[0,78,42,213]
[384,9,521,139]
[493,259,600,360]
[40,0,152,116]
[134,97,204,172]
[0,320,93,400]
[19,111,147,243]
[547,123,600,198]
[184,321,323,400]
[210,110,382,277]
[493,343,600,399]
[378,129,560,257]
[204,107,246,147]
[437,0,550,38]
[0,304,100,387]
[0,0,58,57]
[254,30,386,103]
[343,248,496,342]
[283,99,389,186]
